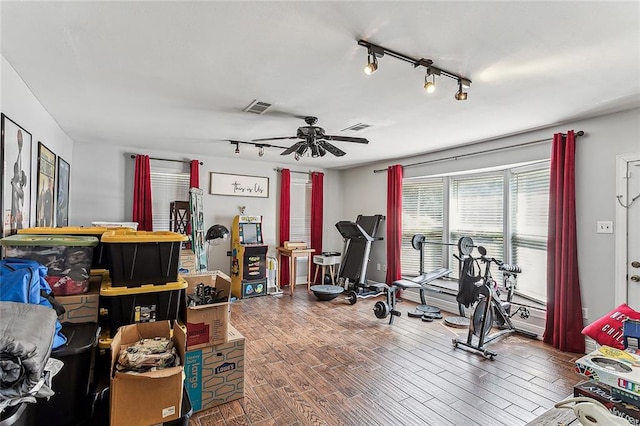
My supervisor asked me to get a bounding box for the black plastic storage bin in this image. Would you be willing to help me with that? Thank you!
[99,276,187,332]
[91,385,192,426]
[34,322,99,426]
[101,230,187,287]
[0,403,35,426]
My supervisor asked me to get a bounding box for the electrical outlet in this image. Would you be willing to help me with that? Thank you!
[376,263,381,271]
[582,308,588,320]
[597,221,614,234]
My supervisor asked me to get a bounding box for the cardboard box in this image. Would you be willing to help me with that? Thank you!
[110,321,185,426]
[575,345,640,395]
[179,249,197,274]
[56,273,102,323]
[574,380,640,425]
[184,324,245,412]
[181,271,232,349]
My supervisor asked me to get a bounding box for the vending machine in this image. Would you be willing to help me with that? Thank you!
[230,215,268,298]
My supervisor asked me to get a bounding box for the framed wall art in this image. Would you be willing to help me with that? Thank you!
[209,172,269,198]
[1,113,32,236]
[36,142,56,227]
[56,156,70,226]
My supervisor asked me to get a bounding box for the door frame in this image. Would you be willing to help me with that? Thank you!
[614,152,640,305]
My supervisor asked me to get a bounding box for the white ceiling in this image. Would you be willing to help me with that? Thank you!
[2,1,639,169]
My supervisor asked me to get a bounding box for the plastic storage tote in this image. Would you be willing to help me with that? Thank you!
[18,226,134,271]
[34,322,100,426]
[1,234,98,295]
[101,230,188,287]
[99,275,187,332]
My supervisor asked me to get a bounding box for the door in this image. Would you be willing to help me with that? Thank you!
[618,155,640,308]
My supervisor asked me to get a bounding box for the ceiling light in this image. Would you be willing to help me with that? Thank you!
[234,142,240,155]
[258,146,265,157]
[363,53,378,75]
[454,80,468,101]
[357,39,471,101]
[424,73,436,93]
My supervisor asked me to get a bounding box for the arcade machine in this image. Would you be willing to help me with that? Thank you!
[230,215,268,299]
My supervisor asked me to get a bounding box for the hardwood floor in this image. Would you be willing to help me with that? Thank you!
[190,286,583,426]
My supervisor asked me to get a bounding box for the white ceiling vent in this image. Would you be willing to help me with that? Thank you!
[243,100,272,115]
[341,123,372,132]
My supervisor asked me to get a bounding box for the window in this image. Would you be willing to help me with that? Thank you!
[150,164,190,231]
[401,161,550,303]
[290,175,311,284]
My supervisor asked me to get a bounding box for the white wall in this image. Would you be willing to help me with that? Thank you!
[1,56,75,228]
[71,142,345,276]
[342,107,640,325]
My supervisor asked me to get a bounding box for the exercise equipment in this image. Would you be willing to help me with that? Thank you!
[334,215,384,305]
[411,234,476,256]
[392,267,451,319]
[310,284,345,301]
[452,245,537,359]
[230,215,268,299]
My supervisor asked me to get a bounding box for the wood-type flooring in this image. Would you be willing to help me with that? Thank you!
[189,286,583,426]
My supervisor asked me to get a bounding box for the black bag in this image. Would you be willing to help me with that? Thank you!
[456,256,482,308]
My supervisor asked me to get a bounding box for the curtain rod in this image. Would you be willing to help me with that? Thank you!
[273,167,314,175]
[372,130,585,173]
[130,154,203,165]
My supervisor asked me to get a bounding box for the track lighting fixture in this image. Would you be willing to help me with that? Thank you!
[228,140,288,158]
[358,39,472,100]
[454,79,468,101]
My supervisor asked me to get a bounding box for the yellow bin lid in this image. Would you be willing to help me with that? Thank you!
[101,229,188,243]
[18,226,133,235]
[100,274,188,296]
[1,234,99,247]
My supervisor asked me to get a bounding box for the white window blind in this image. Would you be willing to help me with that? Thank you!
[449,172,504,282]
[150,165,190,231]
[510,163,550,302]
[401,177,444,276]
[290,176,311,283]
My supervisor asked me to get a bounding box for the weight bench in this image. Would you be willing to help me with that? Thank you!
[374,268,451,325]
[392,267,452,319]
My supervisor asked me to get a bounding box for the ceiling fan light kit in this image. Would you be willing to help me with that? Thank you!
[358,39,472,100]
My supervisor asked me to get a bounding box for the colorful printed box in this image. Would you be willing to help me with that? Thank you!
[574,380,640,425]
[184,324,245,412]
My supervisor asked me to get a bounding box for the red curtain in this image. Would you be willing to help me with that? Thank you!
[279,169,291,287]
[311,172,324,281]
[190,160,200,188]
[386,165,403,287]
[543,130,585,353]
[132,154,153,231]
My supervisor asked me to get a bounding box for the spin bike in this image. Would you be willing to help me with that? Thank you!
[452,246,537,359]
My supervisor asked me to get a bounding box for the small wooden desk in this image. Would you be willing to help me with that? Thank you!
[276,247,315,296]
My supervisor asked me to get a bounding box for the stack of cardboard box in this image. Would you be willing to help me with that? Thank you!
[181,271,246,413]
[574,345,640,425]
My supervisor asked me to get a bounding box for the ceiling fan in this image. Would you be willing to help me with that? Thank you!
[252,116,369,159]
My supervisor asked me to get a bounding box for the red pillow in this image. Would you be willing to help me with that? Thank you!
[582,303,640,349]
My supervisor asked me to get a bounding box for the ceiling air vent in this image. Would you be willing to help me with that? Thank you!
[243,100,272,115]
[341,123,372,132]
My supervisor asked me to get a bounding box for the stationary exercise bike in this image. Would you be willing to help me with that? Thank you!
[452,245,537,359]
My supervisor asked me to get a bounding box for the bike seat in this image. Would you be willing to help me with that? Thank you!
[499,264,521,274]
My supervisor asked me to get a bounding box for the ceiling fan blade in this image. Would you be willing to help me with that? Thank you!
[319,141,346,157]
[281,141,305,156]
[252,136,299,142]
[323,135,369,144]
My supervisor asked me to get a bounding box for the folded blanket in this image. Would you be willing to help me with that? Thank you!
[0,302,58,412]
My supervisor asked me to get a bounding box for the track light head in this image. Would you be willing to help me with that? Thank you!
[424,74,435,93]
[234,143,240,155]
[294,153,301,161]
[454,80,468,100]
[258,146,265,157]
[364,54,378,75]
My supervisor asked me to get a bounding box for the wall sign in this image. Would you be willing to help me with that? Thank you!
[209,172,269,198]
